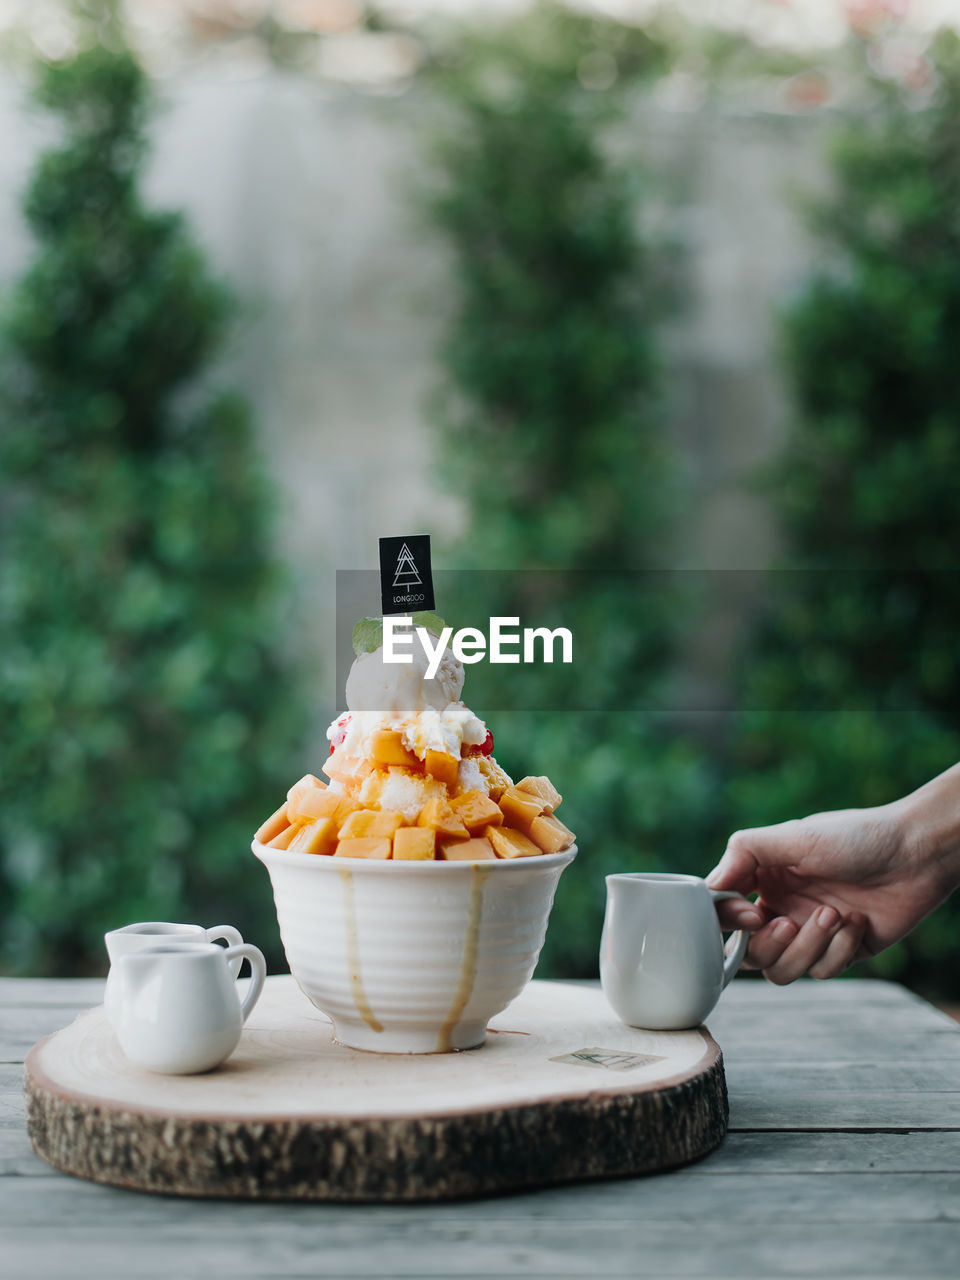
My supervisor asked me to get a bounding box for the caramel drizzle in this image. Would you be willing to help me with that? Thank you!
[437,864,490,1052]
[337,869,383,1033]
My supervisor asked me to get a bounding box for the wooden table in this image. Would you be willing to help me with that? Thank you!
[2,976,959,1278]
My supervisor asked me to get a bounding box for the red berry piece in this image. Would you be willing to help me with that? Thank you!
[330,713,351,752]
[463,728,494,758]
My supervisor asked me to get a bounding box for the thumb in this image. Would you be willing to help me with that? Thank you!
[705,838,765,931]
[705,837,759,894]
[707,821,806,892]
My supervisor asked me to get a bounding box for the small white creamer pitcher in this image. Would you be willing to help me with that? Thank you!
[104,921,243,1029]
[111,941,266,1074]
[600,872,750,1030]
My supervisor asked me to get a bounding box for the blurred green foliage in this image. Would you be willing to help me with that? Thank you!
[425,4,716,976]
[5,1,957,1009]
[0,32,304,974]
[726,33,960,1001]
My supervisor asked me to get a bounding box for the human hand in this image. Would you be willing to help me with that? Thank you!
[706,800,954,984]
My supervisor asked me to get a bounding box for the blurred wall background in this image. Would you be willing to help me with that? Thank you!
[0,50,827,728]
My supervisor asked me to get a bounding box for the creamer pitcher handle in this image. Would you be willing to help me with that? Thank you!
[207,925,244,978]
[207,925,243,948]
[223,944,266,1021]
[708,889,750,988]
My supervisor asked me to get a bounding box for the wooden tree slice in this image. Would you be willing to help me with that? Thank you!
[25,977,727,1201]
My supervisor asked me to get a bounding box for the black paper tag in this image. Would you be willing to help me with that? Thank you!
[379,535,435,615]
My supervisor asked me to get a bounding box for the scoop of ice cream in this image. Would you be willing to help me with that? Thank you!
[345,637,464,715]
[432,644,465,704]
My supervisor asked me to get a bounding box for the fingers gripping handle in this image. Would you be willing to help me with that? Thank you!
[709,889,750,988]
[223,943,267,1022]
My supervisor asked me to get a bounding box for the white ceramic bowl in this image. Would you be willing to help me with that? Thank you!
[252,840,577,1053]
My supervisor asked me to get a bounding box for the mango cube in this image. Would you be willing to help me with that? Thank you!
[255,802,289,845]
[267,820,305,850]
[286,773,326,813]
[289,785,339,823]
[302,790,357,827]
[339,809,404,839]
[439,836,496,861]
[515,775,562,814]
[486,825,541,859]
[498,786,544,834]
[477,755,513,801]
[448,789,504,834]
[417,797,470,841]
[529,813,576,853]
[424,749,459,788]
[334,837,392,859]
[371,730,420,770]
[323,750,374,784]
[393,826,436,861]
[289,815,338,856]
[332,794,359,825]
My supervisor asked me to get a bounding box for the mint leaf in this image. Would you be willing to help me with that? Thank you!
[352,612,448,657]
[412,611,446,636]
[352,617,384,657]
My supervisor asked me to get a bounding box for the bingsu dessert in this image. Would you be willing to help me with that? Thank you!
[251,613,577,1052]
[254,616,575,862]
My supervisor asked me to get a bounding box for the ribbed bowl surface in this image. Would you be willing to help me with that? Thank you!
[251,841,577,1053]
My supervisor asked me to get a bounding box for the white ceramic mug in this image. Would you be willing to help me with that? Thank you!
[600,872,750,1030]
[111,941,266,1074]
[104,922,244,1029]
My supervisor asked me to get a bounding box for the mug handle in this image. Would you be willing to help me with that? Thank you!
[206,925,244,978]
[708,889,751,988]
[223,943,266,1022]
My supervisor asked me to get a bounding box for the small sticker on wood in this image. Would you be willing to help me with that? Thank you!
[550,1047,667,1072]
